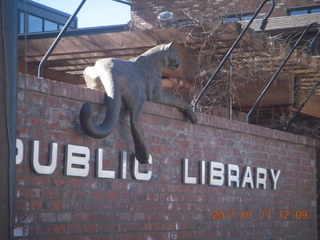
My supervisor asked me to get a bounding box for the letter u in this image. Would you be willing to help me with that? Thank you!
[31,140,57,175]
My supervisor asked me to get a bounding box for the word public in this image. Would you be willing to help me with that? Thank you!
[16,139,281,190]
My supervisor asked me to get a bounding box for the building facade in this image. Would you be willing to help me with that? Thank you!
[132,0,320,28]
[13,0,320,239]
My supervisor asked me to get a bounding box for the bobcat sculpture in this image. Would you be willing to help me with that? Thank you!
[79,43,197,164]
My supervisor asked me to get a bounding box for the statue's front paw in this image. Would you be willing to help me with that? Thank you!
[135,149,150,164]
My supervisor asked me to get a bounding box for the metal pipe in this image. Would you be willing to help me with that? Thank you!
[246,22,320,123]
[193,0,275,112]
[284,79,320,131]
[0,0,17,239]
[37,0,87,77]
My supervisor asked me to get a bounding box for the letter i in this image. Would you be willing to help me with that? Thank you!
[200,161,206,184]
[120,151,127,179]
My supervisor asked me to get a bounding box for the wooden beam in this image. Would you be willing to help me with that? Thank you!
[18,31,158,57]
[18,61,85,85]
[19,45,153,60]
[234,73,294,107]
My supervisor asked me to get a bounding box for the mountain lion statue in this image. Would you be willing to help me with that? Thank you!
[79,42,197,164]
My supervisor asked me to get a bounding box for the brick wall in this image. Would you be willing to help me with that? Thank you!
[132,0,320,27]
[15,73,319,239]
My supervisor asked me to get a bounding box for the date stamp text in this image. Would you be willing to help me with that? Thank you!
[211,210,309,220]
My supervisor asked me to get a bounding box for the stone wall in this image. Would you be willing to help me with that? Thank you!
[14,73,319,239]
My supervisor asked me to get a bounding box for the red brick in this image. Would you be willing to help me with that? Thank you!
[41,188,60,199]
[38,212,56,223]
[84,223,98,233]
[52,224,66,234]
[57,213,72,223]
[48,200,66,211]
[66,224,84,234]
[25,188,40,198]
[30,200,43,210]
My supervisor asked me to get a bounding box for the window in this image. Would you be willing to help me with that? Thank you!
[17,4,77,34]
[289,9,308,16]
[19,11,25,34]
[241,14,254,21]
[223,13,254,23]
[17,0,77,34]
[288,5,320,16]
[28,14,43,33]
[223,16,238,23]
[18,13,69,33]
[311,8,320,14]
[44,20,58,31]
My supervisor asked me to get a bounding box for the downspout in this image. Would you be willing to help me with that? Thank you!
[0,0,17,239]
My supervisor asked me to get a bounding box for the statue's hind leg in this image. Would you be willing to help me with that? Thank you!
[128,103,150,164]
[83,66,104,91]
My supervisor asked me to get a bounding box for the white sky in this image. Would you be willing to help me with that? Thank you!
[31,0,131,28]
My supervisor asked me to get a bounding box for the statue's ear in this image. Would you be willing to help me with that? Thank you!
[165,42,174,50]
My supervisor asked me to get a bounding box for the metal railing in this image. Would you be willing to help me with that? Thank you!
[246,22,320,123]
[284,79,320,131]
[37,0,132,78]
[193,0,275,112]
[37,0,87,78]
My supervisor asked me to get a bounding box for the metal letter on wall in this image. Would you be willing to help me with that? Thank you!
[132,155,152,181]
[120,151,127,179]
[200,160,206,185]
[209,161,225,186]
[227,164,240,187]
[269,169,281,190]
[16,139,23,165]
[255,168,267,189]
[65,144,90,177]
[96,148,115,179]
[31,140,57,175]
[241,166,254,189]
[183,159,197,184]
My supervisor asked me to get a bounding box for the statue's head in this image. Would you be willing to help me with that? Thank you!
[164,42,182,70]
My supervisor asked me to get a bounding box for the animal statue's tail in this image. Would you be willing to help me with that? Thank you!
[79,68,121,139]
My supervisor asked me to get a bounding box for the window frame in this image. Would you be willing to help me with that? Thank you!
[18,11,63,33]
[18,11,25,34]
[28,13,44,33]
[287,5,320,16]
[44,19,59,32]
[222,12,255,23]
